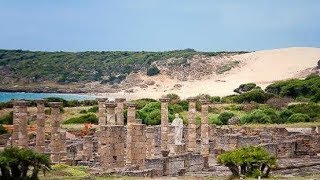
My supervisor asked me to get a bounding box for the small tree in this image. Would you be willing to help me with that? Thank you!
[147,66,160,76]
[217,146,276,178]
[0,147,51,179]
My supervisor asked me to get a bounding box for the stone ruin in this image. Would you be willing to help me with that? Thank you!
[2,98,320,177]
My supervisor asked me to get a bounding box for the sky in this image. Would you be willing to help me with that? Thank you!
[0,0,320,52]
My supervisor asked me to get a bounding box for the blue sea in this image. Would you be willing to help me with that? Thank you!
[0,92,98,102]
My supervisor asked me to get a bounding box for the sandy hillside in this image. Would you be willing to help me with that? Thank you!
[100,47,320,100]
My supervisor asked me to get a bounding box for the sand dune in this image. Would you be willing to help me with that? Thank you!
[102,47,320,100]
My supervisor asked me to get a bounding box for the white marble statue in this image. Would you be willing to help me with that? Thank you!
[171,114,183,145]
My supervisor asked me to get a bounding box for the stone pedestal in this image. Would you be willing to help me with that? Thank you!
[35,100,46,153]
[106,102,116,125]
[200,100,209,157]
[115,98,126,125]
[160,98,170,151]
[97,98,107,126]
[174,144,186,155]
[187,97,197,152]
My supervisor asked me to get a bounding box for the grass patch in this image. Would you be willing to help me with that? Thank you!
[216,61,240,74]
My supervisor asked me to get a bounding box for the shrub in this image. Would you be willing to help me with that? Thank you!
[208,114,222,125]
[170,104,184,114]
[145,109,161,125]
[279,109,294,121]
[63,113,98,124]
[0,147,51,179]
[0,111,13,125]
[210,96,221,103]
[217,112,235,125]
[288,102,320,119]
[178,100,189,111]
[265,75,320,101]
[233,89,273,103]
[241,108,281,124]
[0,124,7,134]
[217,146,276,178]
[234,83,257,94]
[79,110,87,114]
[87,106,98,113]
[147,66,160,76]
[287,113,311,123]
[165,93,181,104]
[132,98,157,110]
[138,101,175,125]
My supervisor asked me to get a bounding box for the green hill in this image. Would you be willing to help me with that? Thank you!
[0,49,247,85]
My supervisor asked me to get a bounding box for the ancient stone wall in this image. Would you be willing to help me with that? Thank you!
[98,125,126,169]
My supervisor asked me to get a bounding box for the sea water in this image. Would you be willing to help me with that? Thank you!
[0,92,97,102]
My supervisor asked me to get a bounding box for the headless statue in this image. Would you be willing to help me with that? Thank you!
[171,114,183,145]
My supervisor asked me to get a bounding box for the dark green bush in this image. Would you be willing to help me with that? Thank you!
[0,111,13,125]
[279,109,294,121]
[138,101,175,125]
[178,100,189,111]
[87,106,98,113]
[0,124,7,134]
[287,113,311,123]
[79,110,87,114]
[288,103,320,119]
[145,109,161,125]
[234,83,257,94]
[217,146,276,178]
[165,94,181,104]
[265,74,320,101]
[171,104,184,113]
[147,66,160,76]
[63,113,98,124]
[241,108,281,124]
[132,98,157,110]
[0,147,51,179]
[217,112,235,125]
[233,89,273,103]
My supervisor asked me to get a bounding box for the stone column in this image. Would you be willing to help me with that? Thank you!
[35,100,46,153]
[12,100,28,148]
[160,98,170,151]
[127,102,136,124]
[12,101,21,146]
[200,100,210,168]
[125,102,136,166]
[187,97,197,152]
[49,102,63,163]
[106,102,116,125]
[115,98,126,125]
[146,126,155,158]
[97,98,107,126]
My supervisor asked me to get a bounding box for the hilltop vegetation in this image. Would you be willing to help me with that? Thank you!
[0,49,247,85]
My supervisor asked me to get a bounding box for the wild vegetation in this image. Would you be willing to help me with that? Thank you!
[0,147,51,179]
[217,146,276,178]
[0,75,320,127]
[0,49,247,85]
